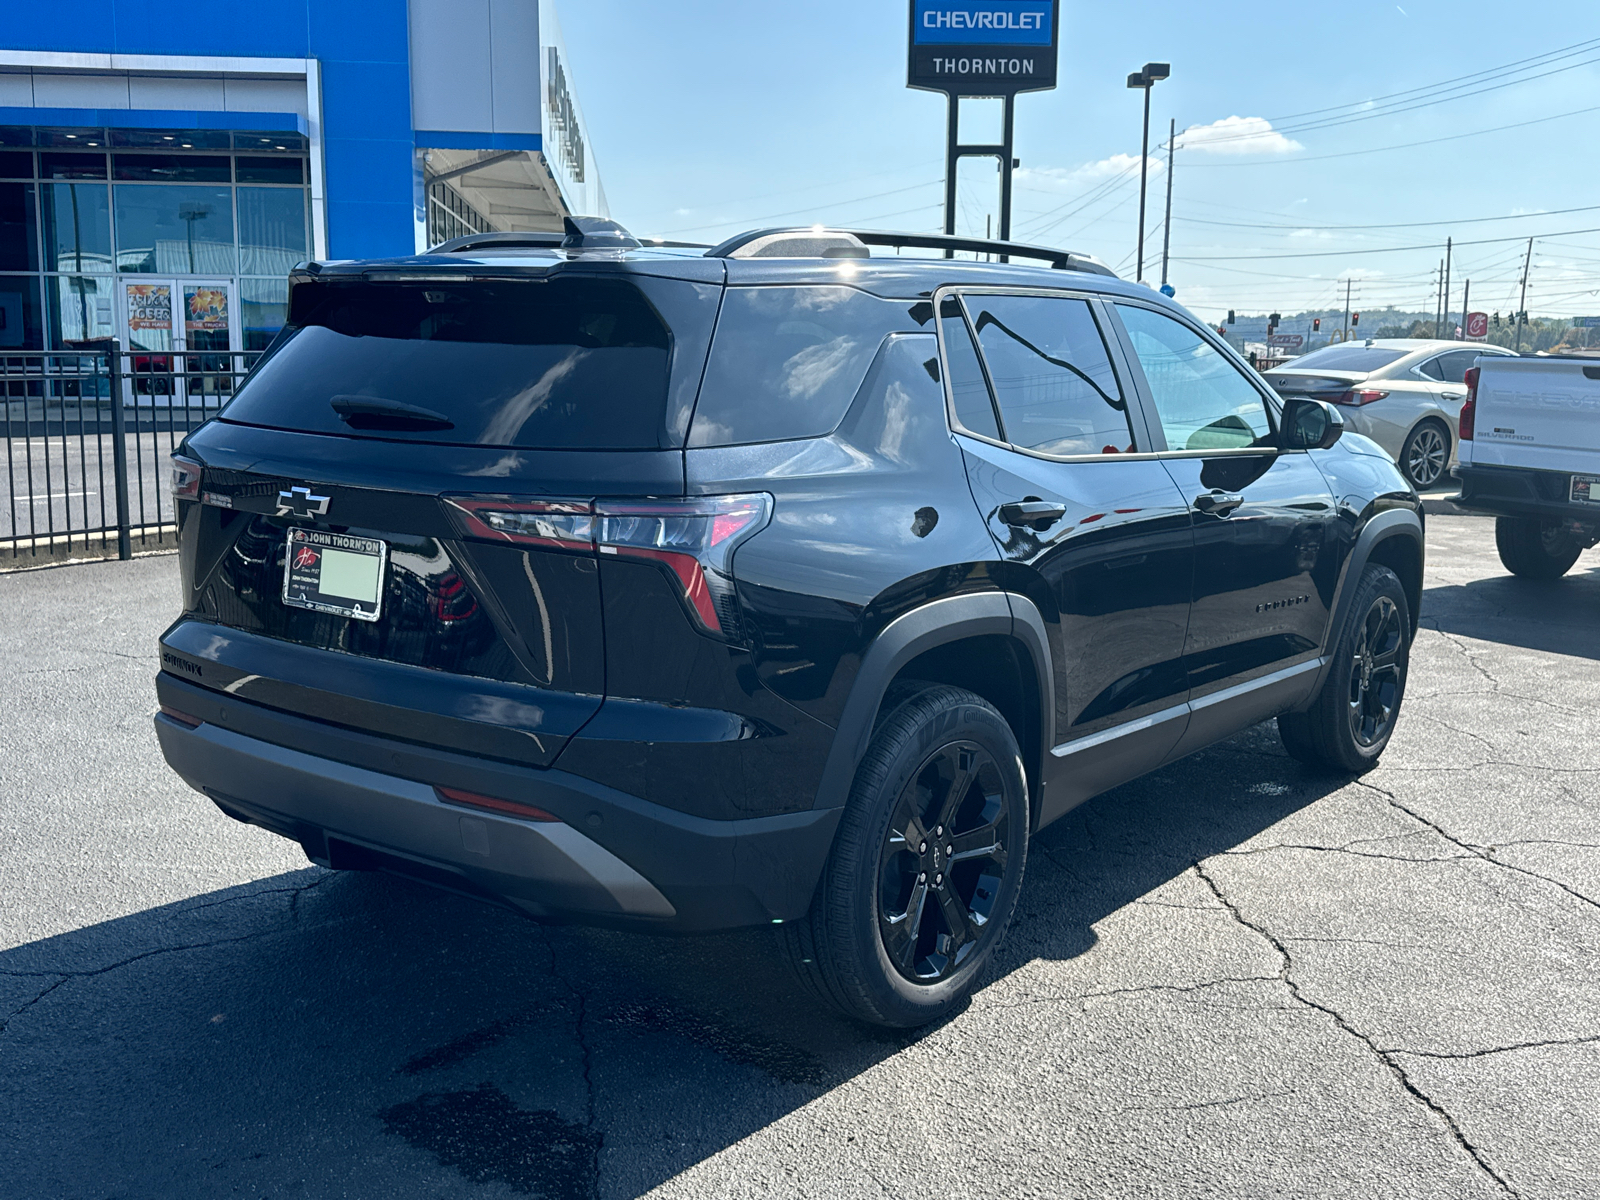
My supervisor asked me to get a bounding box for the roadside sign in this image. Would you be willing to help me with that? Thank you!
[1466,311,1488,341]
[907,0,1061,95]
[1268,333,1303,349]
[1575,316,1600,328]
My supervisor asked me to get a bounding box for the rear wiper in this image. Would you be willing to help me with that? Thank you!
[330,395,454,431]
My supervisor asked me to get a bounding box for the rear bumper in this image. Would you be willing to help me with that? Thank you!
[154,674,841,932]
[1456,463,1600,528]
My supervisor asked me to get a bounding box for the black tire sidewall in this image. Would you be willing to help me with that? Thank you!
[831,689,1028,1026]
[1326,565,1411,768]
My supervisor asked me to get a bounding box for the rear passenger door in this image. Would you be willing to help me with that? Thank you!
[1107,301,1339,754]
[941,289,1195,823]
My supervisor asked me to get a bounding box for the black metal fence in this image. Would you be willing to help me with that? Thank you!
[2,339,259,561]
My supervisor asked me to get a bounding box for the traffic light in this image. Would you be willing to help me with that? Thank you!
[1269,312,1281,325]
[1227,310,1236,325]
[1313,317,1321,331]
[1493,312,1500,326]
[1352,312,1360,327]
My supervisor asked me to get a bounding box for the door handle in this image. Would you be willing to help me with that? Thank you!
[999,500,1067,529]
[1193,490,1245,516]
[1441,391,1465,401]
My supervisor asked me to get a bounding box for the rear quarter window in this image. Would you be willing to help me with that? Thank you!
[687,286,923,447]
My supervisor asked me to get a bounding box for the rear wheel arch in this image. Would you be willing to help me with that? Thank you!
[812,592,1054,825]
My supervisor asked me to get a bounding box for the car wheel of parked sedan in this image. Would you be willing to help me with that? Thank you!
[1279,564,1410,774]
[1400,419,1450,491]
[1495,516,1584,579]
[782,684,1028,1028]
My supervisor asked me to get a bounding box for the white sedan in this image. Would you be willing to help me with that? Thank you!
[1263,339,1518,490]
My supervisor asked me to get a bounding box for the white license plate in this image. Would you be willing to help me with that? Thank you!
[282,528,387,621]
[1573,475,1600,505]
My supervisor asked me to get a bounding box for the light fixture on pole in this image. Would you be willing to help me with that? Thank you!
[1126,61,1170,283]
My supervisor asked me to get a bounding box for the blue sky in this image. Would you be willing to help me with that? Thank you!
[558,2,1600,322]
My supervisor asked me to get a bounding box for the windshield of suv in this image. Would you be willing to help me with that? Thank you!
[222,277,710,450]
[1281,346,1409,373]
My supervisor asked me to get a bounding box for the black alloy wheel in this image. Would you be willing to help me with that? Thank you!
[878,741,1010,983]
[782,683,1029,1027]
[1401,420,1450,490]
[1347,594,1404,747]
[1278,563,1411,773]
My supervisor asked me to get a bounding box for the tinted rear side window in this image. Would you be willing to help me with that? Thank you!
[940,295,1001,440]
[222,276,714,450]
[687,286,918,446]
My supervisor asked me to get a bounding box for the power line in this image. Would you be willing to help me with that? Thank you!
[657,178,942,235]
[1174,202,1600,235]
[1174,223,1600,262]
[1185,103,1600,169]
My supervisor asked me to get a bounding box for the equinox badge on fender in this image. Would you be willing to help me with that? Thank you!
[276,486,331,519]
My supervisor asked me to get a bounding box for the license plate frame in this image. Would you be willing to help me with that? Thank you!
[1573,474,1600,505]
[282,528,388,622]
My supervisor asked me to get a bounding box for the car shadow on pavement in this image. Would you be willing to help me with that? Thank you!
[0,723,1345,1199]
[1421,562,1600,661]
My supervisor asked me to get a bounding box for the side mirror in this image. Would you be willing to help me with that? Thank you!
[1280,397,1344,450]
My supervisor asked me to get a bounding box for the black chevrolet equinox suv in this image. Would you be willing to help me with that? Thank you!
[156,220,1423,1027]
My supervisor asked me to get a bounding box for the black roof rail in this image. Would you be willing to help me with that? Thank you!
[705,227,1116,276]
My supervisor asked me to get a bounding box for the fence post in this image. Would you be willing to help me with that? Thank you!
[107,339,131,561]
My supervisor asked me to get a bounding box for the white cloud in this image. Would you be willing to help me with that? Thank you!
[1177,116,1303,156]
[1017,153,1163,194]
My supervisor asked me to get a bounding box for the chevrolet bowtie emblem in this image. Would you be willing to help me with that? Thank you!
[276,486,331,519]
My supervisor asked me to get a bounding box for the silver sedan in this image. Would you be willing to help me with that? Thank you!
[1263,339,1517,490]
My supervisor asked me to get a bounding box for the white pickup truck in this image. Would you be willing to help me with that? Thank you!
[1456,355,1600,578]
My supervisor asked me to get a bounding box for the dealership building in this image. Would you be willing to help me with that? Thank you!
[0,0,605,356]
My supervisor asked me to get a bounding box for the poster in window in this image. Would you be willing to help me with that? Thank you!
[126,284,172,331]
[185,288,228,332]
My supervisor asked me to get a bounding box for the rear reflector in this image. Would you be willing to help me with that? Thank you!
[159,705,202,728]
[1459,366,1479,441]
[435,785,560,822]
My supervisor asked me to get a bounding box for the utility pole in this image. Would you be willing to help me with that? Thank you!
[1460,279,1471,341]
[1435,260,1444,338]
[1343,278,1352,340]
[1516,236,1533,353]
[1160,118,1176,289]
[1442,237,1453,339]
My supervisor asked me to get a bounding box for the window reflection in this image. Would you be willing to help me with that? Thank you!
[241,277,288,351]
[0,182,39,271]
[113,185,236,274]
[42,183,112,273]
[238,187,307,276]
[47,274,115,345]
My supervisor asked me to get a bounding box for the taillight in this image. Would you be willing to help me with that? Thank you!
[444,497,595,550]
[170,454,202,501]
[595,495,772,638]
[435,786,559,822]
[159,704,201,728]
[1459,366,1479,441]
[1332,389,1389,406]
[444,492,773,641]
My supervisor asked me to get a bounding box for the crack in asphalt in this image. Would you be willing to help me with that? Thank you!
[1355,780,1600,912]
[535,926,601,1192]
[1386,1034,1600,1062]
[1192,861,1522,1199]
[0,976,68,1037]
[994,975,1282,1012]
[1115,1088,1298,1115]
[1421,621,1499,688]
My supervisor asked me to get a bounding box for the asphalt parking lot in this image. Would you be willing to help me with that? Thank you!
[2,512,1596,1200]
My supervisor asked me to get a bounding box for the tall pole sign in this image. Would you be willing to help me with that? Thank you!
[907,1,1061,247]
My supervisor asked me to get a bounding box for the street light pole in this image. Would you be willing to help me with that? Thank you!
[1160,118,1176,289]
[1126,62,1169,283]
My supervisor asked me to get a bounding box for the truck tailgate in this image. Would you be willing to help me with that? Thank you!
[1469,358,1600,472]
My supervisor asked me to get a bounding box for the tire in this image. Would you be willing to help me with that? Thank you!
[1400,418,1451,491]
[1278,564,1411,773]
[782,684,1029,1028]
[1495,516,1582,580]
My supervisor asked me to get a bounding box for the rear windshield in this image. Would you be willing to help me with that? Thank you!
[222,276,716,450]
[1282,346,1408,373]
